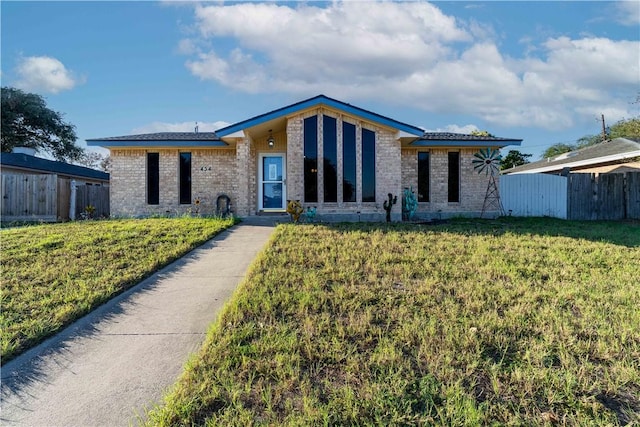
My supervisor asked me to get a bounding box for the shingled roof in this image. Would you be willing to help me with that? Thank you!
[411,132,522,147]
[1,152,109,181]
[86,132,228,148]
[86,96,523,149]
[502,137,640,174]
[87,132,221,141]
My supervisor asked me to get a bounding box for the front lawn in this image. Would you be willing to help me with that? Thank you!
[147,218,640,426]
[0,217,236,363]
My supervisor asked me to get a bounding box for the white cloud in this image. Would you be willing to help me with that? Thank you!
[176,38,199,55]
[14,56,81,94]
[182,1,640,131]
[614,1,640,26]
[187,1,468,90]
[428,124,480,134]
[132,120,230,134]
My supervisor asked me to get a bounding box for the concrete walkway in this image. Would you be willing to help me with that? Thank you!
[1,218,279,426]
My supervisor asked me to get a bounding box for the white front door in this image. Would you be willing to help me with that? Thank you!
[259,153,286,210]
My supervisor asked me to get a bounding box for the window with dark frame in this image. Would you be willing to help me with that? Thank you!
[362,128,376,202]
[304,116,318,203]
[418,151,430,202]
[179,152,191,204]
[323,115,338,203]
[342,121,356,203]
[147,153,159,205]
[448,151,460,203]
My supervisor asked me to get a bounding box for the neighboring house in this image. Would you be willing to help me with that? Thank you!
[1,148,110,186]
[502,137,640,175]
[87,95,521,221]
[1,148,110,221]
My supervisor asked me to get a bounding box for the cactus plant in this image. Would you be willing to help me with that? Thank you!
[402,187,418,221]
[305,206,317,222]
[383,193,397,222]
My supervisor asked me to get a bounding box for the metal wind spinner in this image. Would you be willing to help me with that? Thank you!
[472,147,502,176]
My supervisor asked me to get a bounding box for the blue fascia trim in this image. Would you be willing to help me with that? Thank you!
[410,140,522,147]
[216,95,424,137]
[86,140,229,148]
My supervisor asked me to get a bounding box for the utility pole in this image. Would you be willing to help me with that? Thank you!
[600,114,607,141]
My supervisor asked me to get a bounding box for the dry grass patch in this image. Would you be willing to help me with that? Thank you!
[147,218,640,426]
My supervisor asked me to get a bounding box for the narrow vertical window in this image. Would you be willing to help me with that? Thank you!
[362,128,376,202]
[304,116,318,203]
[418,152,430,202]
[323,115,337,203]
[342,122,356,202]
[147,153,159,205]
[448,151,460,203]
[179,152,191,204]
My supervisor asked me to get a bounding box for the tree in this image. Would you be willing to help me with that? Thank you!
[576,134,601,149]
[542,143,575,159]
[75,151,111,173]
[471,130,495,137]
[99,155,112,174]
[1,87,84,162]
[609,117,640,139]
[500,150,532,170]
[542,116,640,159]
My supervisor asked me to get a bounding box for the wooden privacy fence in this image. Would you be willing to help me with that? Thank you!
[1,174,109,222]
[568,172,640,220]
[501,172,640,220]
[73,182,110,219]
[1,174,58,222]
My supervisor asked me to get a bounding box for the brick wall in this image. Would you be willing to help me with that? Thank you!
[282,109,402,220]
[110,148,236,217]
[374,125,402,219]
[401,148,418,192]
[110,123,500,219]
[110,149,146,217]
[286,116,304,202]
[235,138,250,216]
[400,147,501,218]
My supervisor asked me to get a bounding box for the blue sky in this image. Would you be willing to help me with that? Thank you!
[2,1,639,159]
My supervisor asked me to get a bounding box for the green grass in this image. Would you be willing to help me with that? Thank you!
[1,217,236,363]
[147,218,640,426]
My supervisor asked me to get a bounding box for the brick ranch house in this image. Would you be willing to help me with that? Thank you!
[87,95,522,221]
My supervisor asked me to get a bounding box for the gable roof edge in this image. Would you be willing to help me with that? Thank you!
[215,94,425,137]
